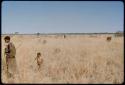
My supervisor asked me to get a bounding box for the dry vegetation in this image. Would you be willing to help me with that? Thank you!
[1,34,124,84]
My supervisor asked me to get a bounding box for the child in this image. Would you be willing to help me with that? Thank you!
[35,52,43,70]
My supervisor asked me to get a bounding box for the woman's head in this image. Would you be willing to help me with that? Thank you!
[4,36,10,43]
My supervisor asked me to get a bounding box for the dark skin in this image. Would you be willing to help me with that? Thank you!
[5,39,10,43]
[4,39,12,78]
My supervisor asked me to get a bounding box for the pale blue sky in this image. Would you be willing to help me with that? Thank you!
[2,1,124,34]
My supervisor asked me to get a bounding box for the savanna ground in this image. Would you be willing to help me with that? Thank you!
[1,34,124,84]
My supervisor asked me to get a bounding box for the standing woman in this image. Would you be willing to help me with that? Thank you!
[4,36,17,79]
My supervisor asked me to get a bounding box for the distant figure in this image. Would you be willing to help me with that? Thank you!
[4,36,17,78]
[35,52,43,70]
[64,35,66,39]
[107,36,112,41]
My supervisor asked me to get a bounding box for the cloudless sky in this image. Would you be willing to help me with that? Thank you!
[2,1,124,34]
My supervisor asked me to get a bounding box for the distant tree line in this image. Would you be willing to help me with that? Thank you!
[15,32,19,34]
[115,31,123,37]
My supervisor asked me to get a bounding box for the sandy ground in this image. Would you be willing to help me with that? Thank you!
[1,34,124,84]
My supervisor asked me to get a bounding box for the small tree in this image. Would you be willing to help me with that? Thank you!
[36,32,40,38]
[115,31,123,37]
[15,32,19,34]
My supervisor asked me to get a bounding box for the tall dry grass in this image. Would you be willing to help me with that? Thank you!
[1,34,124,84]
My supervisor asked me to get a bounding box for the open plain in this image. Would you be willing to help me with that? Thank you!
[1,34,124,84]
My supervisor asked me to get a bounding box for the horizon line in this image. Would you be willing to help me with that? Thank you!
[1,32,123,35]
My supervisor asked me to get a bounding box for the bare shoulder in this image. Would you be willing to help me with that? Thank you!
[40,56,43,60]
[9,42,15,46]
[9,42,15,48]
[9,42,13,45]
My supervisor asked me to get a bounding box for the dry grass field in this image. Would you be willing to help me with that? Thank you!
[1,34,124,84]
